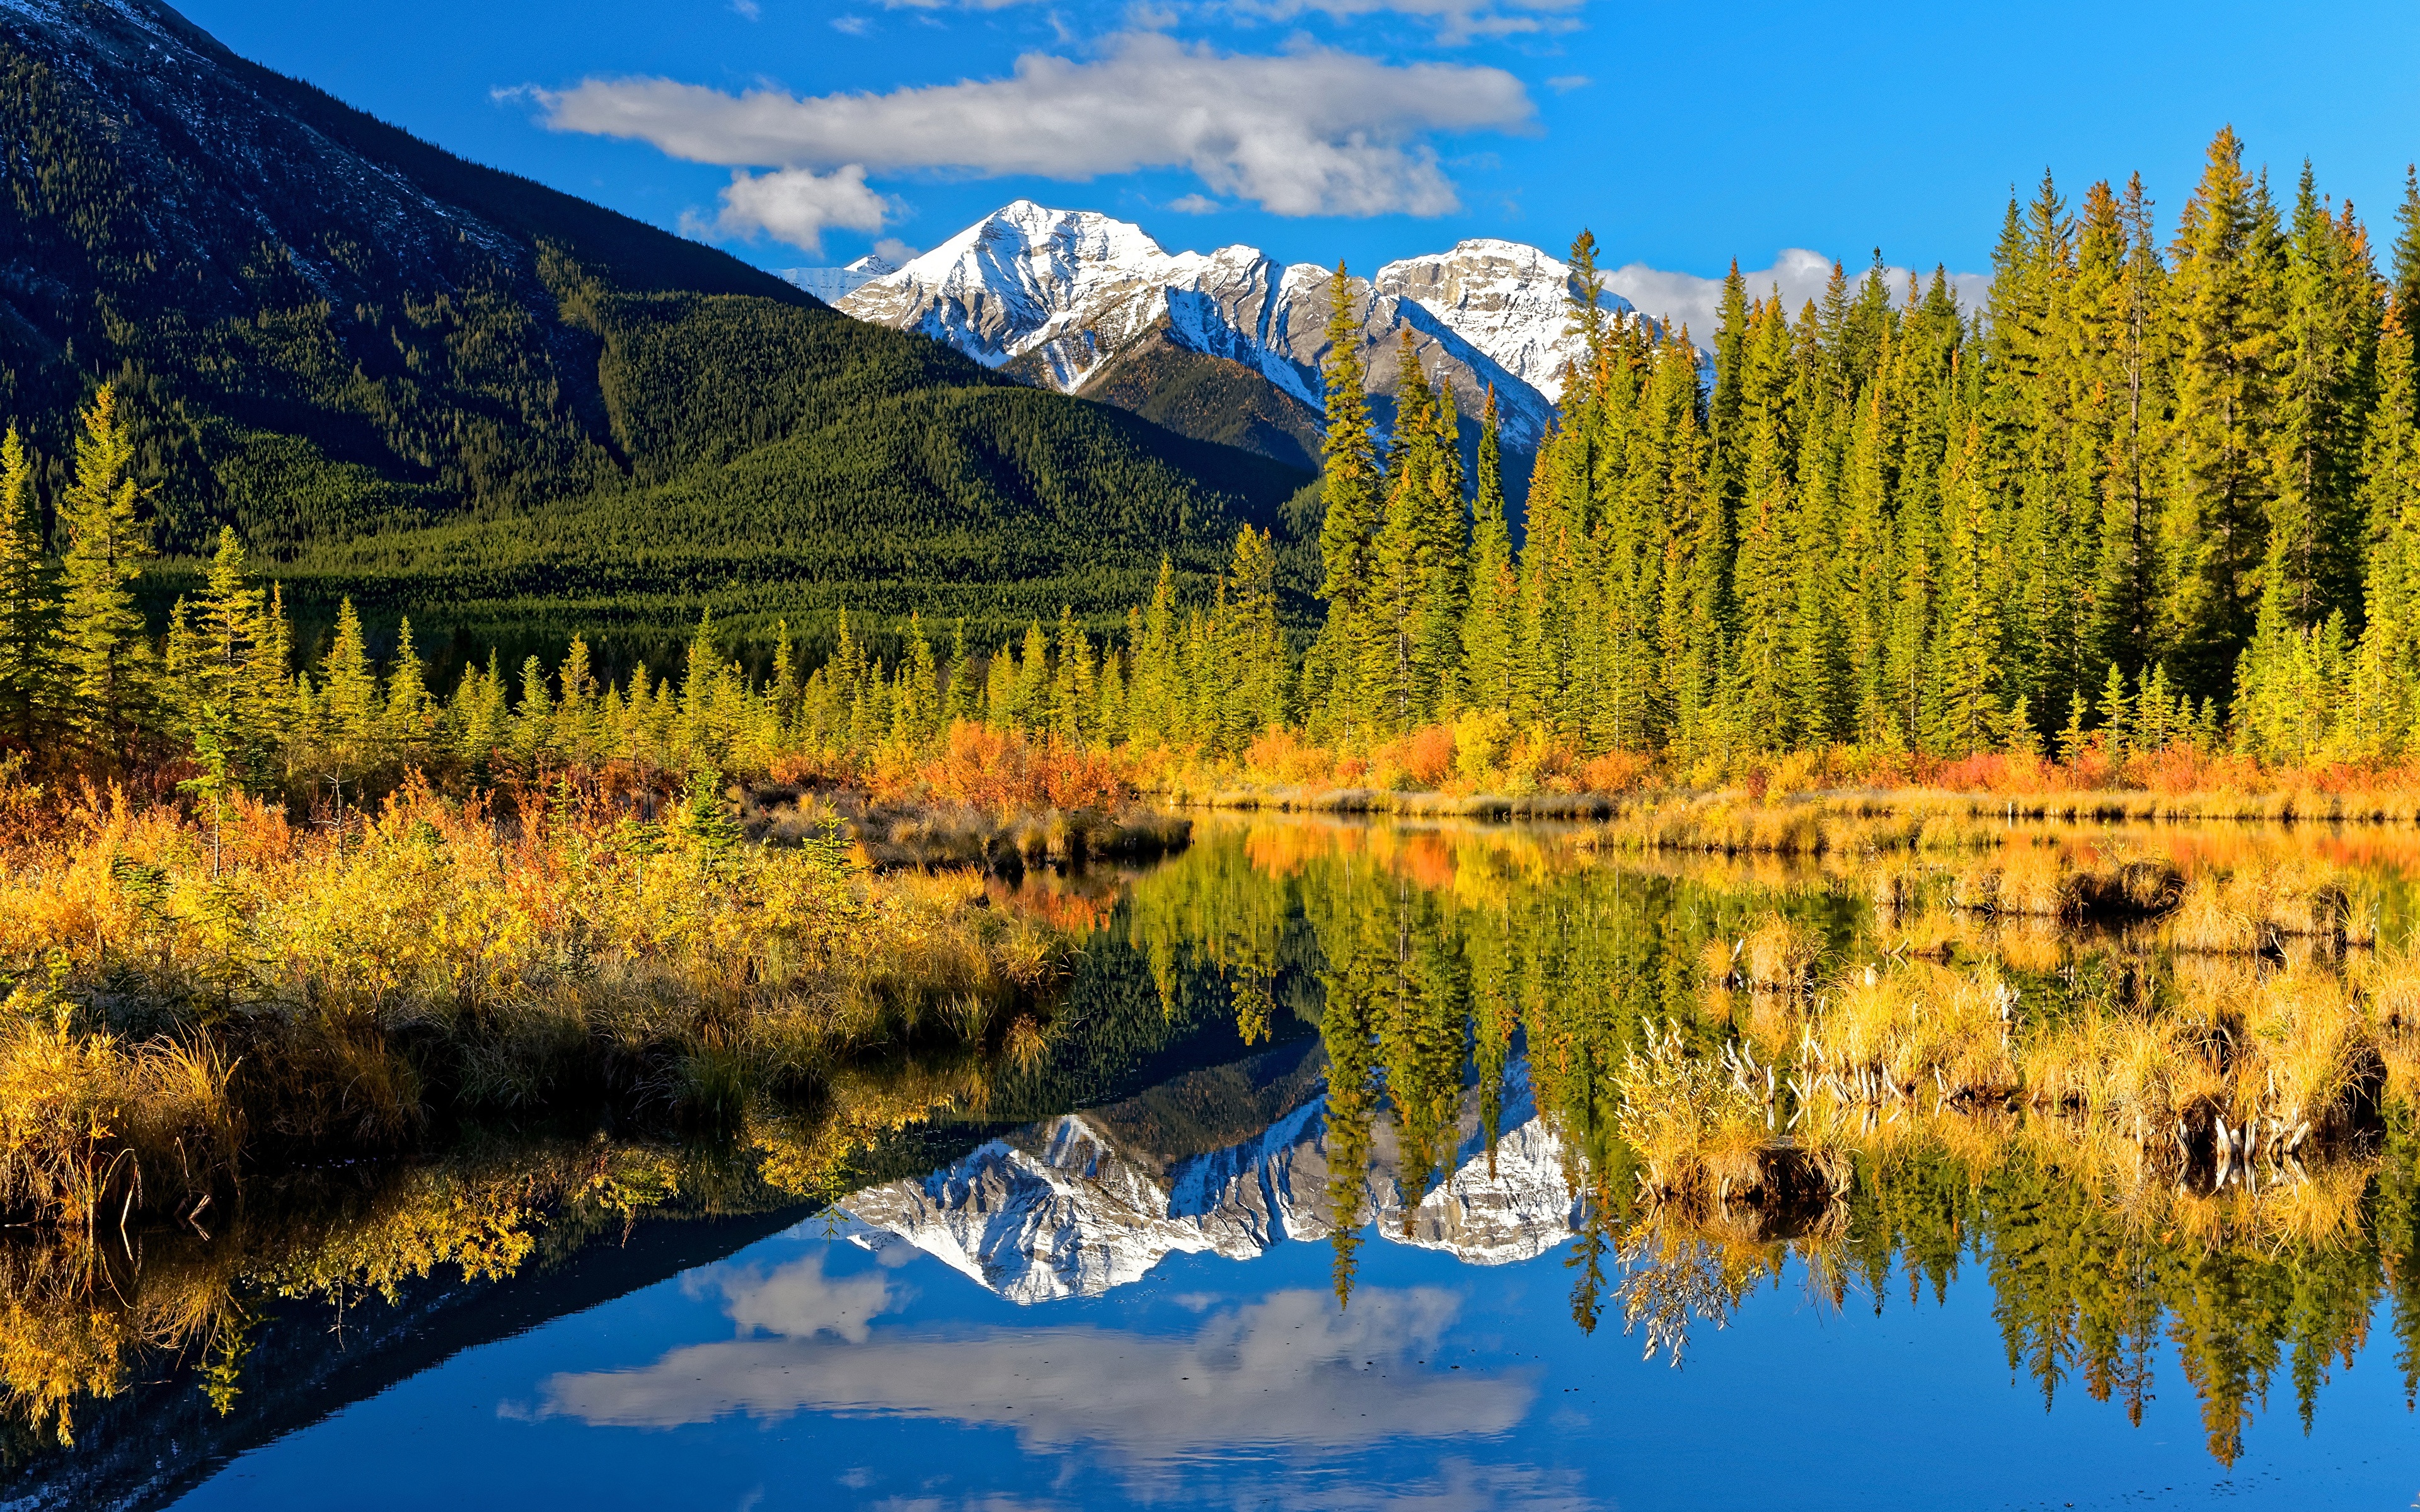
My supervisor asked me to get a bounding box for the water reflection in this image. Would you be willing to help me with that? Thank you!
[8,814,2420,1509]
[892,815,2420,1467]
[834,1050,1574,1304]
[538,1261,1530,1457]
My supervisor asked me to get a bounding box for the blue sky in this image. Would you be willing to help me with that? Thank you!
[183,0,2420,301]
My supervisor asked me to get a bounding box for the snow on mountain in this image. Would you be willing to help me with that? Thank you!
[781,253,897,304]
[1374,239,1613,405]
[838,202,1639,450]
[837,1057,1581,1304]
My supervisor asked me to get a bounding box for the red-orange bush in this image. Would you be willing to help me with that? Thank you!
[1400,724,1456,791]
[872,723,1135,815]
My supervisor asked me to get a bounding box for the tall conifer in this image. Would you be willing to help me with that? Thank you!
[0,426,55,750]
[57,386,152,765]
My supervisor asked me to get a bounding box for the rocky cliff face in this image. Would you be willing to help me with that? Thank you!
[838,202,1636,454]
[839,1057,1580,1303]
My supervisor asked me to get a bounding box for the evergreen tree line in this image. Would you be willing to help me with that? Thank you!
[0,381,1296,791]
[11,127,2420,793]
[1307,127,2420,767]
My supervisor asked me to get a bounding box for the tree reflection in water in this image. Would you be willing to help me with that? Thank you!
[2,813,2417,1479]
[1125,815,2420,1465]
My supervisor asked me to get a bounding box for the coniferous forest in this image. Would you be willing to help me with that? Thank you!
[1293,125,2420,776]
[7,126,2419,797]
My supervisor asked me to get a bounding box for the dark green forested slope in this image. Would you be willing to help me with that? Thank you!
[0,0,1308,666]
[1075,328,1327,474]
[274,274,1313,662]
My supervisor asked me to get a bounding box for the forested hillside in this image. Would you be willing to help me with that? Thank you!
[0,0,1308,666]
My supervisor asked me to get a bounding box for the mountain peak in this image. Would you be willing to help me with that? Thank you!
[840,201,1599,449]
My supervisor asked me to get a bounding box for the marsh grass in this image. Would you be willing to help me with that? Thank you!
[0,777,1088,1225]
[744,784,1192,877]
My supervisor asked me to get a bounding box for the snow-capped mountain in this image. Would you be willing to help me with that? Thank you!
[781,253,897,305]
[837,1056,1580,1304]
[838,202,1637,454]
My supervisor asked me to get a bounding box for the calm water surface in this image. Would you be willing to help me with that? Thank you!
[20,816,2420,1510]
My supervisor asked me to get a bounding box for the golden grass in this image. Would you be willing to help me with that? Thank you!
[0,777,1080,1225]
[1613,932,2404,1245]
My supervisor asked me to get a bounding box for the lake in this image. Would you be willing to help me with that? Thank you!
[8,814,2419,1510]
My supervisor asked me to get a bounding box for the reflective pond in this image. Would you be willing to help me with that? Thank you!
[10,815,2420,1510]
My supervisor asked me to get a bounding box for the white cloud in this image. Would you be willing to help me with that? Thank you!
[831,14,872,32]
[852,0,1585,37]
[698,164,892,253]
[730,0,761,16]
[1605,251,1992,350]
[1225,0,1586,43]
[533,32,1533,217]
[1545,74,1589,92]
[872,236,921,265]
[1164,193,1223,214]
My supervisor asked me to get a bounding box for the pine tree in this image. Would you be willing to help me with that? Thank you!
[1223,525,1288,743]
[1726,295,1801,745]
[1840,382,1895,742]
[2264,161,2378,633]
[1131,560,1178,742]
[1708,260,1752,510]
[1658,382,1727,759]
[318,598,381,801]
[1313,262,1381,739]
[0,426,54,751]
[56,386,153,766]
[897,612,940,748]
[2162,127,2286,701]
[2085,175,2166,676]
[555,634,597,762]
[386,617,434,764]
[165,525,272,796]
[1930,420,2005,755]
[942,617,974,727]
[1460,389,1517,714]
[2098,660,2133,755]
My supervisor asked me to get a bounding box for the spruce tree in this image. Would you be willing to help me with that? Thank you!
[942,617,974,727]
[1223,525,1288,743]
[1460,389,1518,714]
[0,426,55,751]
[2261,161,2377,636]
[56,386,153,767]
[1314,262,1381,738]
[2162,127,2286,701]
[386,617,433,764]
[1929,421,2005,754]
[318,598,381,801]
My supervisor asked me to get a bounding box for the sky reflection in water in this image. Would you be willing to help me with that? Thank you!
[166,819,2420,1509]
[170,1211,2415,1511]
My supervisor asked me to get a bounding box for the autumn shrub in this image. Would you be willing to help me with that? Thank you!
[1399,724,1456,791]
[0,778,1076,1224]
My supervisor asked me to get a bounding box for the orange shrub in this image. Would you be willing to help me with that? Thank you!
[1577,750,1655,794]
[870,723,1135,816]
[1241,728,1342,788]
[1401,724,1456,791]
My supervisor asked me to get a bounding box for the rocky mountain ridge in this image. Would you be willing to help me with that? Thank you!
[835,201,1642,457]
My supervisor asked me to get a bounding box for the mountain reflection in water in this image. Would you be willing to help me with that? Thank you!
[834,1047,1576,1303]
[8,814,2420,1510]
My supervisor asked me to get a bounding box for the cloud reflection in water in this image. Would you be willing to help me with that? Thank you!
[534,1252,1573,1504]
